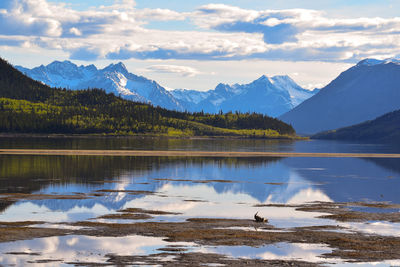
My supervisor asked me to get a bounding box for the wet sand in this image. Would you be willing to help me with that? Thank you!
[1,149,400,158]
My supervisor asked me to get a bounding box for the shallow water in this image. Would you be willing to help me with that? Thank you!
[1,138,400,265]
[0,235,196,266]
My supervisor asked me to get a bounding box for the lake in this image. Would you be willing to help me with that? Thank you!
[1,137,400,266]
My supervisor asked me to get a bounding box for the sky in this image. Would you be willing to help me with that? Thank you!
[1,0,399,91]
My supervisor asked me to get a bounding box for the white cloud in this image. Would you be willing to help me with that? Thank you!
[135,8,186,21]
[69,27,82,36]
[146,64,202,77]
[191,4,400,59]
[1,0,400,63]
[0,0,63,37]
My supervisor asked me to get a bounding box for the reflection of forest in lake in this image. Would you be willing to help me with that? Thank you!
[1,154,400,216]
[0,155,281,192]
[0,156,282,213]
[1,136,400,153]
[0,136,297,151]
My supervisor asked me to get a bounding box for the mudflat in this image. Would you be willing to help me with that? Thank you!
[2,201,400,264]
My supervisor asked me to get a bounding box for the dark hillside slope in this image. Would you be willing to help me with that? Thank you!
[280,59,400,134]
[312,109,400,143]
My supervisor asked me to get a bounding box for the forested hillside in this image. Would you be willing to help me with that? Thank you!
[312,109,400,143]
[0,58,296,138]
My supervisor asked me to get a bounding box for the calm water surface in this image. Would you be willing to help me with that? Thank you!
[1,136,400,153]
[1,137,400,266]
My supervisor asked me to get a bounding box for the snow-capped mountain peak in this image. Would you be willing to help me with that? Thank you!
[253,75,273,85]
[271,75,295,85]
[172,74,317,117]
[102,62,128,74]
[16,60,316,117]
[357,58,400,67]
[214,83,231,93]
[16,61,183,111]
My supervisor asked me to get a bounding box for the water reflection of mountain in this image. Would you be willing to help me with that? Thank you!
[1,156,290,212]
[0,155,282,191]
[283,157,400,203]
[365,158,400,175]
[0,156,318,213]
[149,160,312,203]
[4,155,400,215]
[26,158,315,213]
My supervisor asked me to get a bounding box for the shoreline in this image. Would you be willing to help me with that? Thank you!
[1,149,400,158]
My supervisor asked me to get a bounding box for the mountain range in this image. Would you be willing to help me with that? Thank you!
[280,58,400,134]
[16,61,183,111]
[13,58,400,139]
[16,61,317,117]
[171,75,318,117]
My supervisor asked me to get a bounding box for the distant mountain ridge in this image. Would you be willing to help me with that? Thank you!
[172,75,318,117]
[279,58,400,134]
[16,61,316,117]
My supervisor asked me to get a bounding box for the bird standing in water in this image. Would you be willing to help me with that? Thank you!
[254,211,268,223]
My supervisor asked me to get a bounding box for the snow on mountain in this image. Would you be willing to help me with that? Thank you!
[172,74,316,117]
[270,75,318,107]
[171,89,210,104]
[279,58,400,134]
[16,60,314,117]
[357,58,400,66]
[16,61,183,111]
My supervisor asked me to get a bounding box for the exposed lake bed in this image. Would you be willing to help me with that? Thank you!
[1,137,400,266]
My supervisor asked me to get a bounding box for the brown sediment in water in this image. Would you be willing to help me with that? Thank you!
[5,252,41,256]
[102,252,318,267]
[254,201,400,223]
[154,178,237,184]
[0,221,45,226]
[3,193,400,263]
[95,189,154,195]
[319,211,400,222]
[118,208,182,215]
[97,213,153,220]
[192,179,235,183]
[1,149,400,158]
[157,247,188,252]
[292,202,400,223]
[97,207,183,220]
[67,217,400,262]
[27,259,64,264]
[153,178,192,182]
[0,227,69,243]
[1,213,400,262]
[0,193,91,201]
